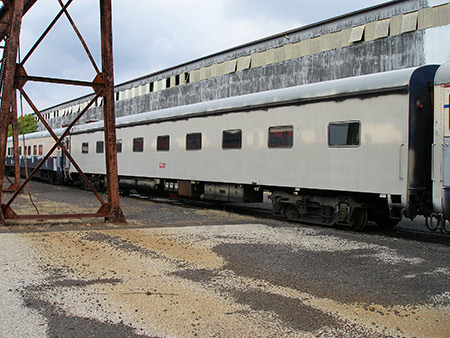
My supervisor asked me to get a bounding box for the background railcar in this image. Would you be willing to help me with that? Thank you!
[5,129,66,184]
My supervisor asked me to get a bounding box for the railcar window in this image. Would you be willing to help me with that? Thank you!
[328,122,360,147]
[33,145,37,156]
[82,142,89,154]
[222,129,242,149]
[27,146,31,156]
[268,125,294,148]
[19,146,22,155]
[116,139,122,153]
[157,135,170,151]
[38,145,43,155]
[96,141,104,154]
[133,137,144,152]
[186,133,202,151]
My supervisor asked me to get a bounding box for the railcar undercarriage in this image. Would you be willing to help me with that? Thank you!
[65,173,442,232]
[269,190,402,231]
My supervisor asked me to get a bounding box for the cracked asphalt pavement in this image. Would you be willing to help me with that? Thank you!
[0,181,449,337]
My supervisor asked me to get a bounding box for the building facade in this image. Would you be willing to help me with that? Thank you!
[39,0,450,130]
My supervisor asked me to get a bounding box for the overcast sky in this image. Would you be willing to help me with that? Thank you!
[17,0,387,112]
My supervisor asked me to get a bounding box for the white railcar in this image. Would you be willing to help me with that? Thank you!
[7,63,450,231]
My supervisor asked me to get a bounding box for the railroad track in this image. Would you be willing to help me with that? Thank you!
[128,193,450,244]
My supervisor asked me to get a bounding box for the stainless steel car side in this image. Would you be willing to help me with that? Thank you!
[8,63,450,231]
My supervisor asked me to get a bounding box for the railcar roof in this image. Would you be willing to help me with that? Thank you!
[70,66,431,134]
[10,65,436,141]
[7,128,65,142]
[435,61,450,85]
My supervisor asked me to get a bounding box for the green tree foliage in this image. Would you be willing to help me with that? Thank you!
[8,114,38,137]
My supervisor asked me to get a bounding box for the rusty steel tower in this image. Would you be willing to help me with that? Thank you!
[0,0,125,223]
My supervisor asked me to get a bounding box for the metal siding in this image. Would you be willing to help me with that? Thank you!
[143,83,150,94]
[327,31,345,50]
[236,56,251,71]
[348,24,365,43]
[283,43,296,60]
[339,28,353,48]
[292,40,308,57]
[170,76,176,88]
[364,21,377,41]
[433,2,450,26]
[226,59,237,73]
[401,11,418,33]
[390,14,403,35]
[261,49,275,65]
[190,69,200,83]
[199,66,212,81]
[272,47,285,63]
[250,51,265,68]
[211,62,224,77]
[374,19,390,39]
[309,36,322,54]
[160,79,167,90]
[418,7,435,29]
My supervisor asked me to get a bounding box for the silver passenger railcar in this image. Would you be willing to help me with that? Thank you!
[7,63,450,231]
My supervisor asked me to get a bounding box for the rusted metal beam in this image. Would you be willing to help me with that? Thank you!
[100,0,126,223]
[4,89,21,192]
[0,0,24,224]
[3,199,111,221]
[15,73,105,91]
[4,213,107,220]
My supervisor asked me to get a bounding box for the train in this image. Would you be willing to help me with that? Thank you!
[5,62,450,231]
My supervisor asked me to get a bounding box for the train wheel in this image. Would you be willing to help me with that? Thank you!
[443,219,450,234]
[285,204,301,221]
[351,208,368,231]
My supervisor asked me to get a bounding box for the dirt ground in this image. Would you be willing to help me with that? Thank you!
[0,181,449,337]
